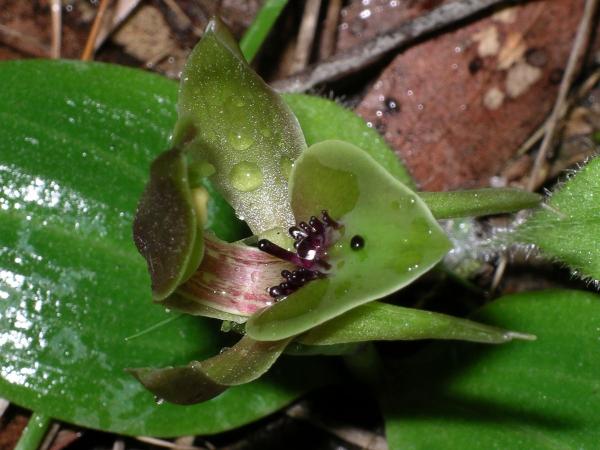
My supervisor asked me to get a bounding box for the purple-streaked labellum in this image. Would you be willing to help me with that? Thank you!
[175,235,293,317]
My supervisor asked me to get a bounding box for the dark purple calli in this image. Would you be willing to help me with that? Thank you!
[258,210,342,298]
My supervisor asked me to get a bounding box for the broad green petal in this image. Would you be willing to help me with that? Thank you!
[246,141,452,341]
[174,18,306,240]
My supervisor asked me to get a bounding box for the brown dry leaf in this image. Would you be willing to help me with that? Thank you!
[353,0,586,190]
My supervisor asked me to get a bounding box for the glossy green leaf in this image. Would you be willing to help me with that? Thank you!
[281,94,413,186]
[298,301,533,346]
[419,188,541,219]
[382,290,600,450]
[0,60,336,437]
[173,18,306,241]
[131,335,292,405]
[515,157,600,280]
[246,141,452,341]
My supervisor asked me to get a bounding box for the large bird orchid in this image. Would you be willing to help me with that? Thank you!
[130,18,539,404]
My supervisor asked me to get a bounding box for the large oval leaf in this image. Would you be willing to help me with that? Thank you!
[0,60,336,437]
[383,290,600,449]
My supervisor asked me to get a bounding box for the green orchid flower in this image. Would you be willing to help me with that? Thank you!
[130,18,540,405]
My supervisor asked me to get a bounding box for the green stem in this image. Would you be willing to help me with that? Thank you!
[15,412,52,450]
[240,0,289,62]
[419,188,542,219]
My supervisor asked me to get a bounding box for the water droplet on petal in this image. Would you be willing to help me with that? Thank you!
[228,131,253,151]
[229,162,263,192]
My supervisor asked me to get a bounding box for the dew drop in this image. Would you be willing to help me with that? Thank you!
[199,161,216,177]
[229,131,253,151]
[229,162,263,192]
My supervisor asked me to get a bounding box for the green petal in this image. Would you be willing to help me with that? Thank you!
[133,148,203,300]
[174,18,306,241]
[246,140,452,341]
[299,302,534,346]
[130,335,291,405]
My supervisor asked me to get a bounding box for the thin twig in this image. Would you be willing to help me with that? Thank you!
[493,0,600,290]
[289,0,322,74]
[136,436,206,450]
[526,0,599,191]
[81,0,112,61]
[517,68,600,157]
[319,0,342,60]
[490,255,507,292]
[273,0,510,92]
[39,423,60,450]
[162,0,202,35]
[50,0,62,59]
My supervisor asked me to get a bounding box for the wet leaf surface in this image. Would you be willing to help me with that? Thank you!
[383,289,600,450]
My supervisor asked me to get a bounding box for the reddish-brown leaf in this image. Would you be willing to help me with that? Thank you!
[347,0,586,190]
